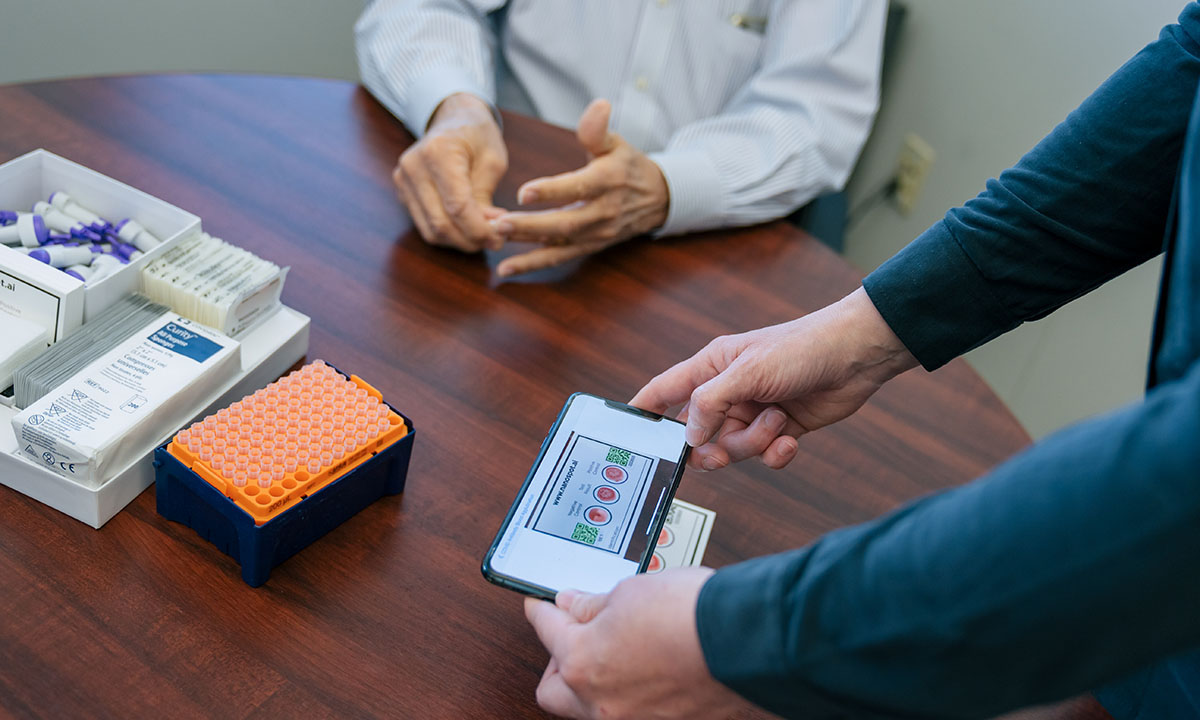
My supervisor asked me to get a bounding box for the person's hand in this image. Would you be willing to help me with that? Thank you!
[631,288,919,471]
[494,99,669,278]
[523,568,751,720]
[394,92,508,252]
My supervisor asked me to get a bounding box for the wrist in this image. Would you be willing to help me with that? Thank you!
[645,160,670,233]
[835,287,919,385]
[427,92,497,133]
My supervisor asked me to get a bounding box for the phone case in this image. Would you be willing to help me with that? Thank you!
[480,392,690,600]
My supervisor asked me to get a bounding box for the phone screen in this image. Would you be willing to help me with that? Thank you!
[484,394,688,597]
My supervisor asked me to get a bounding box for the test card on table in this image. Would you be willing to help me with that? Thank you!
[647,499,716,573]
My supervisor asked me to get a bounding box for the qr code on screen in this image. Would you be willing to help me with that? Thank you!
[571,523,599,545]
[605,447,631,466]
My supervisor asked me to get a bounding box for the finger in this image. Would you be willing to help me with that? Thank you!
[427,152,500,249]
[496,243,600,278]
[469,148,507,209]
[536,664,590,719]
[760,434,800,469]
[717,407,789,463]
[524,596,575,656]
[395,167,436,242]
[494,204,603,245]
[577,98,618,157]
[675,401,690,423]
[556,589,608,623]
[685,363,751,448]
[517,165,609,206]
[688,442,731,472]
[630,356,723,417]
[407,163,476,251]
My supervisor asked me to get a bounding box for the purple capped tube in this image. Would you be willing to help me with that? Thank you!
[0,214,49,247]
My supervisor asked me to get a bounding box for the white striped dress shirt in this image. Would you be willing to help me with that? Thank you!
[356,0,884,236]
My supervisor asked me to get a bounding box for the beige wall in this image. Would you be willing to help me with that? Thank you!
[845,1,1184,438]
[0,0,361,86]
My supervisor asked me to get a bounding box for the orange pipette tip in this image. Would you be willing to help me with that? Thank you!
[167,360,408,524]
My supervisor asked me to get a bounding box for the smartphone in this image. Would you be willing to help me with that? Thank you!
[482,392,690,600]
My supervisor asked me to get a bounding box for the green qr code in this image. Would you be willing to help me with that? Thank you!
[605,446,632,466]
[571,523,599,545]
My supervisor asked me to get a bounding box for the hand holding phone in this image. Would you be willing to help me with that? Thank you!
[482,393,690,599]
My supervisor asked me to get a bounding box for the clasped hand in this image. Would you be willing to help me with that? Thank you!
[393,95,668,276]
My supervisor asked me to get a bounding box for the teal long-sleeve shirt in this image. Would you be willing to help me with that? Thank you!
[695,4,1200,718]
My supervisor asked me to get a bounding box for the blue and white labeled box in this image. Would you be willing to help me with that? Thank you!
[12,315,241,489]
[0,149,200,343]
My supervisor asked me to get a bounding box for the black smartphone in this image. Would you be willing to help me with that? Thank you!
[482,392,690,600]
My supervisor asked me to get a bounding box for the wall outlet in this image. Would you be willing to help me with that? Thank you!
[894,133,935,214]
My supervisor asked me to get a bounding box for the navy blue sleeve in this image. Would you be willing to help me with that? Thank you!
[863,6,1200,370]
[696,357,1200,718]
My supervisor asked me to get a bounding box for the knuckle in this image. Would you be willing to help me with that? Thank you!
[705,334,734,355]
[690,389,717,415]
[595,703,626,720]
[398,151,421,174]
[594,195,622,219]
[534,681,553,708]
[558,656,589,689]
[560,218,583,237]
[481,155,507,176]
[443,196,468,218]
[594,224,619,241]
[600,160,626,185]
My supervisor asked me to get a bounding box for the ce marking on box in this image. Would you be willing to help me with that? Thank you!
[33,448,77,474]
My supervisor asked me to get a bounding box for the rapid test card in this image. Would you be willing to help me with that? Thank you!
[645,498,715,573]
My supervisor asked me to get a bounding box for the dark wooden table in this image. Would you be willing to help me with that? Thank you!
[0,76,1111,719]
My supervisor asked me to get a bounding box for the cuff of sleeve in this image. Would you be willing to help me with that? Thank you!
[697,552,864,718]
[646,150,726,237]
[697,558,792,692]
[405,67,499,139]
[862,219,1015,371]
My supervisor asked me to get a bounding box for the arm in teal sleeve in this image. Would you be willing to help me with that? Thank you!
[696,357,1200,718]
[864,6,1200,370]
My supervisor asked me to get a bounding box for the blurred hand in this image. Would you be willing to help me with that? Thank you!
[495,99,669,278]
[524,568,750,720]
[631,288,919,471]
[395,92,508,252]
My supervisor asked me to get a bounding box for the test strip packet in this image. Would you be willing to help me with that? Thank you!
[12,313,240,488]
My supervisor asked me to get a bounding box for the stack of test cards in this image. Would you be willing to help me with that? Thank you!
[10,294,169,408]
[0,312,49,394]
[141,232,286,337]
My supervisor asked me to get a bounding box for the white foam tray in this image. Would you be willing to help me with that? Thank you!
[0,306,310,528]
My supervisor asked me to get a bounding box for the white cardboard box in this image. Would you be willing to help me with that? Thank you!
[0,305,310,528]
[0,149,201,342]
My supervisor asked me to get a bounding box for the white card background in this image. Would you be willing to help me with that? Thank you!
[647,498,715,572]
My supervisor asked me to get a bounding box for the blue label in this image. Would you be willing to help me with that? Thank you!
[147,322,224,362]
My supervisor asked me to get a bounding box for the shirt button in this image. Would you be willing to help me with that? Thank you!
[635,76,649,91]
[657,0,668,6]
